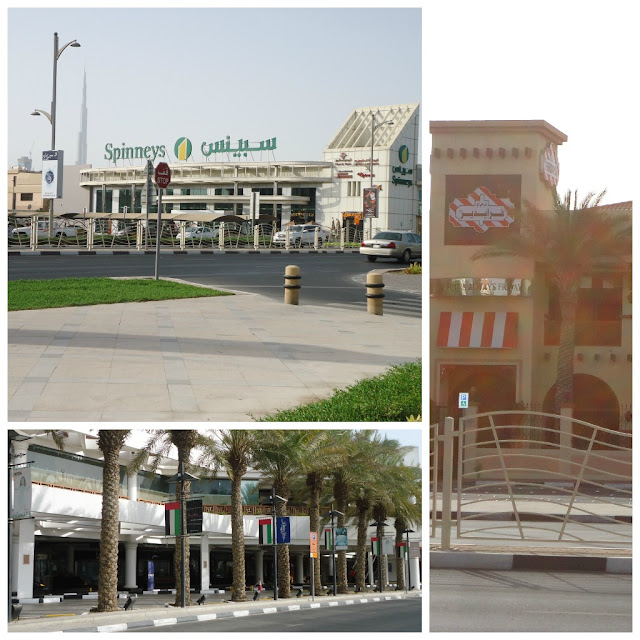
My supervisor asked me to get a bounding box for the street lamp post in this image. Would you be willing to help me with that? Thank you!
[266,488,287,601]
[32,32,80,238]
[369,520,388,593]
[324,505,345,596]
[403,528,415,591]
[368,114,394,240]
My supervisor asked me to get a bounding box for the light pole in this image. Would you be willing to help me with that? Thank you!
[369,520,388,592]
[368,114,393,240]
[32,32,81,238]
[265,488,287,601]
[324,505,345,596]
[402,528,415,591]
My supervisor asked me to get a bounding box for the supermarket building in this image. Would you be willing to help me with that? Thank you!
[75,103,421,235]
[429,120,632,435]
[10,429,422,600]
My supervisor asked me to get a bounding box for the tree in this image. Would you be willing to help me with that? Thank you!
[297,430,348,595]
[96,430,131,612]
[472,189,631,412]
[128,429,207,606]
[252,430,309,599]
[197,429,255,602]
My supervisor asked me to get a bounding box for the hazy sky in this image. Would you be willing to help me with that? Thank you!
[5,4,422,171]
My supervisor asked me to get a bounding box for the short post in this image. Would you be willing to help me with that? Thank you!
[254,223,260,250]
[340,225,345,250]
[284,265,301,305]
[285,225,290,250]
[314,227,319,250]
[441,416,454,551]
[365,272,385,315]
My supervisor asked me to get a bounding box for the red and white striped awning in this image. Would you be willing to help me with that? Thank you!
[437,311,518,348]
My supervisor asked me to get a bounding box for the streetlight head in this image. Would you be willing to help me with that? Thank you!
[71,41,81,48]
[31,111,41,116]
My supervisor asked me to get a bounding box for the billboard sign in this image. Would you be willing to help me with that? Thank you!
[42,150,64,198]
[363,187,379,219]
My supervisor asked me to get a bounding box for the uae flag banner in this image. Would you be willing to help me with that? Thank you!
[397,542,408,558]
[324,528,333,551]
[259,518,272,545]
[165,502,181,536]
[371,537,380,556]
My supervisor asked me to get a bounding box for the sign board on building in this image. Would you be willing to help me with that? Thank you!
[459,392,469,409]
[540,143,559,187]
[42,150,64,199]
[430,277,532,297]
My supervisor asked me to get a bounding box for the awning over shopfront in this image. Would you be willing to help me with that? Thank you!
[437,311,518,348]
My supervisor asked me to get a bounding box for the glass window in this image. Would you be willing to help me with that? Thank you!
[20,193,33,201]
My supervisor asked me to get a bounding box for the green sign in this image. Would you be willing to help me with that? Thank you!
[399,145,409,163]
[174,137,193,161]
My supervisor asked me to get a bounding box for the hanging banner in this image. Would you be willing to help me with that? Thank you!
[276,516,291,544]
[335,527,348,551]
[42,150,64,198]
[324,528,333,550]
[409,540,421,559]
[186,499,203,534]
[259,518,272,545]
[164,501,181,535]
[12,467,32,520]
[363,187,379,219]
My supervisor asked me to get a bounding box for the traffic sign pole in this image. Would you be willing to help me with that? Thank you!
[155,188,162,280]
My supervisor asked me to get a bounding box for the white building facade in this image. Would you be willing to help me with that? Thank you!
[10,429,422,601]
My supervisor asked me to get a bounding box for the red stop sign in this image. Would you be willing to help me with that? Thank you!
[154,162,171,189]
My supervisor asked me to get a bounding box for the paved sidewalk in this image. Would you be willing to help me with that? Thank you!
[9,590,422,633]
[8,282,421,422]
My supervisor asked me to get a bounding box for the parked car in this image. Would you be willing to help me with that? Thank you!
[272,224,329,247]
[185,226,219,240]
[360,230,422,263]
[11,221,77,239]
[50,575,91,595]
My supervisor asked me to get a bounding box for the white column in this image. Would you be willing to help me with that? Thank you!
[16,518,35,599]
[409,557,421,589]
[127,470,138,502]
[367,552,375,587]
[124,538,138,590]
[295,553,304,584]
[255,550,264,583]
[200,534,210,592]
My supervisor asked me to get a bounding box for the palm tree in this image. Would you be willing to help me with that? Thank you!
[197,429,255,602]
[472,189,631,412]
[297,430,348,595]
[96,430,131,612]
[252,430,309,599]
[128,429,206,607]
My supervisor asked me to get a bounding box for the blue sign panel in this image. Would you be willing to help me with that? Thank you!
[276,516,291,544]
[147,560,155,590]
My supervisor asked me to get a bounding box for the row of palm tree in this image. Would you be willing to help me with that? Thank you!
[74,428,420,612]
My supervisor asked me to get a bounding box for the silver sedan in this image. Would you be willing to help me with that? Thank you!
[360,230,422,263]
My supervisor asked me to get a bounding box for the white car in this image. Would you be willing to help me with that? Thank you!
[185,226,219,239]
[272,224,329,247]
[360,230,422,263]
[11,221,77,238]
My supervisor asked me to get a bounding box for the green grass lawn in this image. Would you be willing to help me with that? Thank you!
[259,360,422,422]
[8,277,232,311]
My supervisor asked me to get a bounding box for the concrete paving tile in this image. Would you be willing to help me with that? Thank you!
[24,410,104,422]
[33,382,109,411]
[51,356,112,381]
[102,383,172,411]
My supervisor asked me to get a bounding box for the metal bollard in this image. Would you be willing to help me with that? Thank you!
[365,272,385,315]
[284,265,301,305]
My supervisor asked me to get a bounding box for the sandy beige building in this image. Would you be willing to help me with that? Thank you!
[429,120,631,438]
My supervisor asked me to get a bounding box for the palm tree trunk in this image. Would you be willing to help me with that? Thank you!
[355,501,368,592]
[97,431,126,612]
[334,478,349,594]
[394,519,406,591]
[307,474,323,596]
[275,481,290,598]
[230,472,247,601]
[555,286,579,413]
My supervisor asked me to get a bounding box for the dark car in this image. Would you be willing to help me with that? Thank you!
[50,575,92,595]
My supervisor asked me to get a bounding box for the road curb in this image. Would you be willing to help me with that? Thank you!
[9,593,422,633]
[430,551,631,574]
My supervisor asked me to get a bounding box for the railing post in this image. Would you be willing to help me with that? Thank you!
[441,416,454,551]
[560,405,573,480]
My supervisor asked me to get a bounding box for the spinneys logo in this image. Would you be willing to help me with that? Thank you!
[174,137,193,161]
[398,145,409,164]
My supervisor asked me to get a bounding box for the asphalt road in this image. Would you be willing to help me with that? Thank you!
[8,253,422,318]
[126,598,422,632]
[430,569,632,632]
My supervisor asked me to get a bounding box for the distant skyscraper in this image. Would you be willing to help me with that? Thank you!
[76,69,88,165]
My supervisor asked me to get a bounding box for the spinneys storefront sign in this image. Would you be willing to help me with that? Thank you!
[104,135,277,163]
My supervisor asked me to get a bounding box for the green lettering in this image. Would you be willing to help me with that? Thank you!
[135,147,144,158]
[144,146,151,158]
[104,143,113,161]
